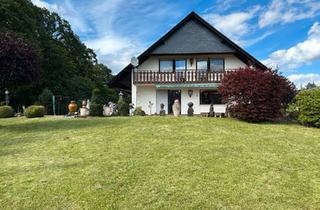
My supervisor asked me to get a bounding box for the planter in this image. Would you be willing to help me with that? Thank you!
[68,101,78,113]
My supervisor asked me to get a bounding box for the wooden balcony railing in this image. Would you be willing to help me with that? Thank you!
[133,69,229,84]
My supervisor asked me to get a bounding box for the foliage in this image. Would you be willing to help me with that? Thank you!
[0,105,14,118]
[133,106,146,116]
[0,0,116,108]
[24,105,45,118]
[38,88,53,114]
[89,103,103,116]
[118,97,129,116]
[305,82,318,90]
[1,117,320,209]
[287,88,320,127]
[91,88,106,105]
[219,67,296,122]
[90,88,105,117]
[0,31,40,90]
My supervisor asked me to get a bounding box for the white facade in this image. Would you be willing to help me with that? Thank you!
[137,54,246,72]
[132,55,245,115]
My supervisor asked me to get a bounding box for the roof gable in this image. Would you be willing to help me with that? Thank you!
[151,19,235,54]
[109,11,268,90]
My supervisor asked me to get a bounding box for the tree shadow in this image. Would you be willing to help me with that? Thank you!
[0,161,92,177]
[0,148,21,157]
[1,117,125,133]
[0,117,126,147]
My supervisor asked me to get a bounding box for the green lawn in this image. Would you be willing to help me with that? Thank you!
[1,117,320,209]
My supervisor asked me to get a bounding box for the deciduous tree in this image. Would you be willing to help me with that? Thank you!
[219,67,296,122]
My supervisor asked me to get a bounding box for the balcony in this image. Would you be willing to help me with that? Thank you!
[133,69,230,84]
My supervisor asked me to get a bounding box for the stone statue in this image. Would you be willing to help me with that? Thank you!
[208,103,215,117]
[148,101,154,115]
[129,103,135,116]
[80,100,89,117]
[108,102,117,116]
[187,102,194,116]
[172,99,180,117]
[160,103,166,116]
[82,100,87,108]
[103,104,111,116]
[86,99,90,110]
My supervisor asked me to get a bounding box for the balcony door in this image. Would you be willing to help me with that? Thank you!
[168,90,181,114]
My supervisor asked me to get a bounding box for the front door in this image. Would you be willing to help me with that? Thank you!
[168,90,181,114]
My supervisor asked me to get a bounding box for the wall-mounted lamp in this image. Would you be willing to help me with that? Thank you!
[188,89,193,98]
[190,58,194,67]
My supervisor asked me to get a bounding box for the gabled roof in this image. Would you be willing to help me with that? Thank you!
[109,11,268,90]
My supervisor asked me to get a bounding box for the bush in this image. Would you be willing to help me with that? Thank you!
[38,88,53,114]
[90,103,103,116]
[0,106,14,118]
[219,67,296,122]
[133,106,146,116]
[118,98,129,116]
[24,105,45,118]
[287,88,320,127]
[91,88,106,105]
[0,101,6,106]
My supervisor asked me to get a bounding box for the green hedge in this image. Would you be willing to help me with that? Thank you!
[24,105,45,118]
[0,106,14,118]
[287,89,320,127]
[118,98,129,116]
[90,103,103,116]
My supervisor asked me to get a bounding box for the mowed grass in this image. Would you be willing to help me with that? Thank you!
[0,116,320,209]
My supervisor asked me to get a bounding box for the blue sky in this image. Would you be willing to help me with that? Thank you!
[32,0,320,87]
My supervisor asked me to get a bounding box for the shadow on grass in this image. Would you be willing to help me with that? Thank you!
[0,161,91,177]
[0,117,125,133]
[0,148,21,157]
[0,117,127,147]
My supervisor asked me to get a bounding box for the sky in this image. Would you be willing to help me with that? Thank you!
[31,0,320,87]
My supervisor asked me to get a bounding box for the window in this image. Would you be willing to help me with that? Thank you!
[196,59,208,71]
[210,58,224,72]
[175,59,186,71]
[200,90,222,104]
[160,60,173,72]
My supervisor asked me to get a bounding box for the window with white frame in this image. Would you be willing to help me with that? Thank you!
[209,58,224,72]
[160,60,173,72]
[196,59,208,71]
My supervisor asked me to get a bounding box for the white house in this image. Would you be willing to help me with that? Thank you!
[110,12,267,115]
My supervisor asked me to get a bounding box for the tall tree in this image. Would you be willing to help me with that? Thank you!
[0,0,116,107]
[0,31,40,92]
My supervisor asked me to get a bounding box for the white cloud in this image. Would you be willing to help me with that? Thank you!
[262,22,320,70]
[30,0,182,72]
[204,6,260,42]
[259,0,320,28]
[85,35,143,72]
[287,73,320,88]
[203,0,247,13]
[242,31,274,46]
[32,0,59,11]
[203,6,274,47]
[32,0,90,33]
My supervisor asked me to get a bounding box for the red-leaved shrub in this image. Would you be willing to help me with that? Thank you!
[219,67,296,122]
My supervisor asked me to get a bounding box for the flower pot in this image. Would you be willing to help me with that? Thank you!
[68,101,78,113]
